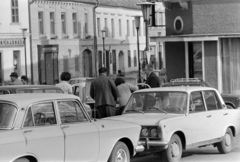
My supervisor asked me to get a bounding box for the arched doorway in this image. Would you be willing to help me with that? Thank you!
[118,51,124,72]
[83,49,93,77]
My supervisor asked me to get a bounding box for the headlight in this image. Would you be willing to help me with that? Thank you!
[150,128,158,137]
[141,127,149,137]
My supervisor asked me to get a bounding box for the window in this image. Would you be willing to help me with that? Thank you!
[98,51,102,68]
[84,13,88,35]
[11,0,19,23]
[38,12,44,35]
[104,18,108,37]
[72,13,77,34]
[24,102,57,127]
[119,19,122,37]
[13,51,20,75]
[50,12,55,35]
[134,50,137,67]
[203,91,222,110]
[189,92,205,113]
[127,20,130,36]
[57,100,88,123]
[132,20,135,36]
[111,19,115,37]
[75,55,79,71]
[0,103,17,128]
[61,13,66,34]
[128,50,131,67]
[97,18,101,37]
[112,50,117,74]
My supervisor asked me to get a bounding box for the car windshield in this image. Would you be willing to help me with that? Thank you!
[124,92,188,114]
[0,103,17,129]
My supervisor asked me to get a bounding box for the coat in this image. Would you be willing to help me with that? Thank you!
[90,74,118,107]
[146,72,160,88]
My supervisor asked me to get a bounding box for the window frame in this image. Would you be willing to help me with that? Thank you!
[11,0,19,23]
[38,11,44,35]
[189,91,206,113]
[50,12,55,35]
[203,90,223,111]
[72,13,77,35]
[61,12,66,35]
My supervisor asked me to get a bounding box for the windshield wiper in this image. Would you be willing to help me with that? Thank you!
[124,109,145,114]
[148,107,168,114]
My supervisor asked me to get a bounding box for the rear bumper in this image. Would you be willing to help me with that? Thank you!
[138,138,168,150]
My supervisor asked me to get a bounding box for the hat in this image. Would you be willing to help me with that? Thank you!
[10,72,18,78]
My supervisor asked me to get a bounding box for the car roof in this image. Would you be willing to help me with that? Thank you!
[0,93,79,108]
[134,86,217,93]
[0,85,61,90]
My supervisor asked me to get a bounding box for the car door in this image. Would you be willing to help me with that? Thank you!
[56,100,99,162]
[203,90,228,139]
[189,91,212,144]
[22,101,64,162]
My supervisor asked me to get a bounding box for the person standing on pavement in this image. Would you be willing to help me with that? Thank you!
[21,75,29,85]
[144,64,160,88]
[9,72,23,85]
[55,72,72,94]
[90,67,118,118]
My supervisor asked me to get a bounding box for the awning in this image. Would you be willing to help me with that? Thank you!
[150,33,240,42]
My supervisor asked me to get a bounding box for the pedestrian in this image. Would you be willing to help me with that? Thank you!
[9,72,23,85]
[159,68,168,86]
[90,67,118,118]
[117,70,124,77]
[21,75,29,85]
[143,64,160,88]
[114,77,138,108]
[55,72,72,94]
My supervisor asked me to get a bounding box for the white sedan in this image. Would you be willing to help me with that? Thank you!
[0,93,144,162]
[107,86,240,162]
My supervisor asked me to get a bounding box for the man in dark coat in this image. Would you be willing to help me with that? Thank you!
[144,64,160,88]
[90,67,118,118]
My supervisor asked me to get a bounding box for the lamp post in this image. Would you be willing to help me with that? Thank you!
[137,2,155,52]
[101,29,106,67]
[22,28,28,76]
[134,16,142,83]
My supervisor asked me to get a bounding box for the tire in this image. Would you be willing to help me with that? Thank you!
[217,128,233,154]
[14,158,30,162]
[162,134,182,162]
[226,104,234,109]
[108,141,130,162]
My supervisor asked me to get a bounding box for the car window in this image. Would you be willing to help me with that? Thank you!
[189,91,205,113]
[0,90,10,95]
[203,91,222,110]
[57,100,88,124]
[0,103,17,129]
[24,102,57,127]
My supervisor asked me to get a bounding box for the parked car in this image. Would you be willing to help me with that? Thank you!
[0,85,63,94]
[0,85,93,118]
[107,86,240,162]
[0,93,144,162]
[162,78,240,109]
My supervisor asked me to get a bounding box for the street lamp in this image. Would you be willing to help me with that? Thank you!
[22,28,28,76]
[137,2,155,52]
[101,29,106,67]
[134,15,142,83]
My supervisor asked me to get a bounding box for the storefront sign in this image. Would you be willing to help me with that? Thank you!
[0,39,24,47]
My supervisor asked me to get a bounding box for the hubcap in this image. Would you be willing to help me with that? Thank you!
[116,149,127,162]
[225,132,231,147]
[171,141,180,158]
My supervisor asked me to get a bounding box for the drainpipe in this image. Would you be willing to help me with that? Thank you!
[93,0,99,78]
[28,0,35,84]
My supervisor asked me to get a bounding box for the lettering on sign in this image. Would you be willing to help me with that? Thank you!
[0,39,24,47]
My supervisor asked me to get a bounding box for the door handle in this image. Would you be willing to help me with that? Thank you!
[207,115,211,118]
[61,125,69,129]
[223,113,228,115]
[24,130,32,133]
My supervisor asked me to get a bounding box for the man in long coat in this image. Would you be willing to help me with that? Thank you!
[144,64,160,88]
[90,67,118,118]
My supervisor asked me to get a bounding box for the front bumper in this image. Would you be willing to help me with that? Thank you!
[138,138,169,150]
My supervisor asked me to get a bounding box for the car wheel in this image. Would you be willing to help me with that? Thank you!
[108,141,130,162]
[14,158,30,162]
[217,128,233,154]
[226,104,234,109]
[162,134,182,162]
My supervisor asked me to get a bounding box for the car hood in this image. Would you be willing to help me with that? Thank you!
[105,113,182,126]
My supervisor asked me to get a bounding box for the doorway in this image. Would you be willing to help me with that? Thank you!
[188,42,203,79]
[83,49,93,77]
[118,51,124,72]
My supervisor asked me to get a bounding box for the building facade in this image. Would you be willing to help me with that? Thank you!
[150,0,240,94]
[0,0,30,85]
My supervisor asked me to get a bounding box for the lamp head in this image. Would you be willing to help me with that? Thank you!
[101,29,106,38]
[21,28,28,38]
[134,16,141,29]
[137,2,155,22]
